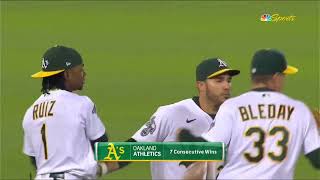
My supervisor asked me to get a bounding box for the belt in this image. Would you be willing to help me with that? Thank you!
[49,172,65,180]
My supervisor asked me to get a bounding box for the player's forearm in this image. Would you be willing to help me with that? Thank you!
[178,129,207,142]
[115,138,137,169]
[90,134,108,151]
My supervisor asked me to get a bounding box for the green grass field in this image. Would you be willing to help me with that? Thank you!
[1,1,319,179]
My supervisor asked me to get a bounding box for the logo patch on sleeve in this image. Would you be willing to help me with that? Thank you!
[140,116,156,136]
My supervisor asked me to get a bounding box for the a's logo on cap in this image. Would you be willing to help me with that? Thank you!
[218,59,228,67]
[42,58,49,69]
[66,61,71,67]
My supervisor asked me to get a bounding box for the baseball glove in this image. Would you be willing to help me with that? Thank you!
[311,108,320,128]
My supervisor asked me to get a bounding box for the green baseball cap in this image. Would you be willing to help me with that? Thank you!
[196,58,240,81]
[251,49,298,75]
[31,45,83,78]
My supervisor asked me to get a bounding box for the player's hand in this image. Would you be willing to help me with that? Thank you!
[182,162,207,180]
[179,161,194,168]
[97,162,120,177]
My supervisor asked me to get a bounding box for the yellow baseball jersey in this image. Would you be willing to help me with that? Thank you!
[22,90,105,179]
[132,98,214,179]
[202,90,320,179]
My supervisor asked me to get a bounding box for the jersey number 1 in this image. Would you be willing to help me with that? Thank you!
[41,123,48,160]
[244,126,289,163]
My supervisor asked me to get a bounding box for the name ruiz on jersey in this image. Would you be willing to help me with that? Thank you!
[238,104,294,121]
[33,100,56,120]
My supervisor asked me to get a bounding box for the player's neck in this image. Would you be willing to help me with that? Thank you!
[198,96,219,114]
[252,83,279,92]
[64,82,76,92]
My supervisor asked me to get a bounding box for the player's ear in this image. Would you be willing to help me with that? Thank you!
[270,73,279,84]
[196,81,206,92]
[273,72,285,79]
[271,73,285,91]
[64,70,70,80]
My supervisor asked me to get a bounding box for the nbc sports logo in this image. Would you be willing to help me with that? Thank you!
[261,14,272,22]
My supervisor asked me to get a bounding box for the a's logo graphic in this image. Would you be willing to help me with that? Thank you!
[42,58,49,69]
[186,118,196,123]
[66,61,71,66]
[141,116,156,136]
[104,143,125,160]
[261,14,272,22]
[217,59,227,67]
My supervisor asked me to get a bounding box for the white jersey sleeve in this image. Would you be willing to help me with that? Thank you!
[303,107,320,154]
[132,108,171,142]
[202,102,233,146]
[23,129,35,156]
[81,96,106,140]
[22,109,35,157]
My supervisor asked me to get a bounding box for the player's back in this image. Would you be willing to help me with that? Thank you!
[22,90,98,178]
[217,90,319,179]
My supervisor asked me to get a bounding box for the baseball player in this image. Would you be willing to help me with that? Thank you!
[100,58,240,179]
[22,45,109,179]
[179,49,320,179]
